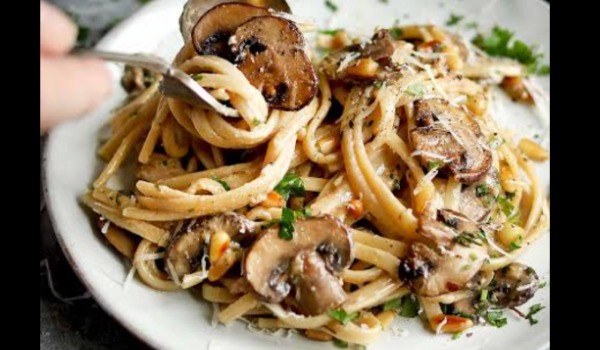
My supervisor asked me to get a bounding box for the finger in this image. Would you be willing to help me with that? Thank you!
[40,1,77,55]
[40,56,113,132]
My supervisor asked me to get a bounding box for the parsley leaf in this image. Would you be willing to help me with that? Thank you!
[454,231,486,247]
[278,207,296,240]
[476,184,490,197]
[484,310,508,328]
[390,27,404,40]
[427,160,444,171]
[538,281,547,289]
[191,73,204,81]
[325,0,338,12]
[452,332,462,340]
[446,13,464,26]
[328,309,359,325]
[384,295,420,317]
[373,81,385,89]
[212,176,230,191]
[274,173,306,200]
[319,29,341,36]
[472,26,549,75]
[525,303,545,325]
[332,339,348,348]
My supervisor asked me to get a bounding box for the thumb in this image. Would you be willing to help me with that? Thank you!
[40,56,113,132]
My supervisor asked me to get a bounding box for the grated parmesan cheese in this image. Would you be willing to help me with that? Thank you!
[100,221,110,235]
[123,265,136,291]
[337,52,361,73]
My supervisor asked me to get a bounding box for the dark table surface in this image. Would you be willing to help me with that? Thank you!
[40,0,550,349]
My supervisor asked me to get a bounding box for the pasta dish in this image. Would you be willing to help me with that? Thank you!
[83,0,550,346]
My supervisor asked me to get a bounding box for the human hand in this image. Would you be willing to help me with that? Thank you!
[40,1,112,133]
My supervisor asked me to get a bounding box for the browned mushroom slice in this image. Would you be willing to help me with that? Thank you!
[191,3,270,59]
[180,0,291,42]
[244,215,353,314]
[290,250,347,315]
[230,16,318,111]
[410,127,464,167]
[458,169,501,222]
[321,29,400,84]
[412,98,492,184]
[165,212,259,280]
[419,209,482,246]
[488,263,540,308]
[398,242,488,297]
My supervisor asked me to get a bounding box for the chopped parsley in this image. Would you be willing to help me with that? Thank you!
[392,177,402,191]
[325,0,338,12]
[476,184,490,197]
[427,160,445,171]
[538,281,547,289]
[484,310,508,328]
[212,177,230,191]
[379,0,389,4]
[252,119,262,126]
[383,295,420,318]
[466,21,478,29]
[373,80,385,89]
[480,289,488,301]
[278,207,296,240]
[77,26,90,43]
[319,29,341,36]
[405,83,427,97]
[472,26,549,75]
[271,206,311,240]
[525,303,545,325]
[390,27,404,40]
[454,231,486,247]
[333,339,348,348]
[452,332,462,340]
[446,13,464,26]
[274,173,306,200]
[328,309,359,325]
[497,196,520,222]
[509,234,523,251]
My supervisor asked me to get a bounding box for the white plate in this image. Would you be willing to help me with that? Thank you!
[43,0,550,349]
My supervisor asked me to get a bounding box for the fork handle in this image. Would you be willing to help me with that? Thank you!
[77,49,171,74]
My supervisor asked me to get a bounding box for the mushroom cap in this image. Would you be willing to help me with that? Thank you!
[191,2,271,60]
[180,0,291,43]
[165,212,258,279]
[230,15,318,111]
[399,242,488,297]
[489,262,539,308]
[244,215,353,303]
[412,98,492,184]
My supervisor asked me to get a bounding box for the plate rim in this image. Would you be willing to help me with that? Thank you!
[42,0,550,349]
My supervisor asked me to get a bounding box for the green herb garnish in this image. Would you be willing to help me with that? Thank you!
[274,173,306,200]
[212,177,230,191]
[383,295,420,317]
[373,81,385,89]
[191,73,204,81]
[333,339,348,348]
[446,13,464,26]
[472,26,549,75]
[484,310,508,328]
[538,281,547,289]
[390,27,404,40]
[427,160,444,171]
[476,184,490,197]
[319,29,341,36]
[328,309,359,325]
[525,303,545,325]
[325,0,338,12]
[278,207,296,240]
[452,332,462,340]
[454,231,486,247]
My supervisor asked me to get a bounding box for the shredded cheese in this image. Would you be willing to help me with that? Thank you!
[337,52,362,73]
[100,221,110,235]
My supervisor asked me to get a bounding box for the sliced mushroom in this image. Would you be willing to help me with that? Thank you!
[488,263,539,308]
[290,250,347,316]
[165,212,259,280]
[180,0,291,42]
[230,15,317,110]
[418,209,481,246]
[244,215,353,315]
[321,29,401,84]
[411,98,492,184]
[398,242,488,297]
[458,168,500,222]
[191,2,271,60]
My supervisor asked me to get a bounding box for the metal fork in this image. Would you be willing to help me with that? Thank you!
[79,49,239,117]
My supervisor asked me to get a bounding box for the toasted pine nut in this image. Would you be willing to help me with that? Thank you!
[209,230,231,263]
[377,310,396,329]
[305,329,333,342]
[347,58,379,78]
